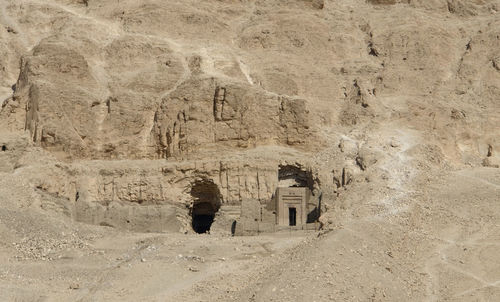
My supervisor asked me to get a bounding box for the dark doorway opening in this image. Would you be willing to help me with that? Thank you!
[192,213,215,234]
[289,207,296,226]
[231,221,237,236]
[190,179,221,234]
[1,145,6,151]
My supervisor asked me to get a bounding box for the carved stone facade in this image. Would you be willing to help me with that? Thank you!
[275,187,310,227]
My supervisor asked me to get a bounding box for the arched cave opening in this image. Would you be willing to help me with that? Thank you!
[190,179,221,234]
[1,145,6,151]
[278,164,314,191]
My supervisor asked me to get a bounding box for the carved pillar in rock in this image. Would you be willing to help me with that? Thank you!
[213,86,226,121]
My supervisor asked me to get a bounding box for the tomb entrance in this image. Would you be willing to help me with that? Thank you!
[190,179,221,234]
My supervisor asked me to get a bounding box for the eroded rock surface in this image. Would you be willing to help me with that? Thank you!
[0,0,499,300]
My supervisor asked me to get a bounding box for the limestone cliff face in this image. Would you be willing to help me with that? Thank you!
[1,0,499,233]
[3,42,316,160]
[25,156,327,232]
[2,35,185,159]
[2,0,498,165]
[152,77,314,159]
[34,158,320,209]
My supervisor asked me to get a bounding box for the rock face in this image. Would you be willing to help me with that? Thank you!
[152,77,315,159]
[4,35,185,159]
[0,0,499,235]
[3,40,316,160]
[26,155,323,233]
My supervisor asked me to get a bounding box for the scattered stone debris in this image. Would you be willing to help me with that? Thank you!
[12,234,90,261]
[181,255,205,263]
[451,109,466,120]
[5,26,17,34]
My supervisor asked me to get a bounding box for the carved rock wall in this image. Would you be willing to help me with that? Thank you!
[27,156,330,232]
[152,77,315,159]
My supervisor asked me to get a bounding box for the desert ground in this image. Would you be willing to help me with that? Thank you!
[1,0,499,301]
